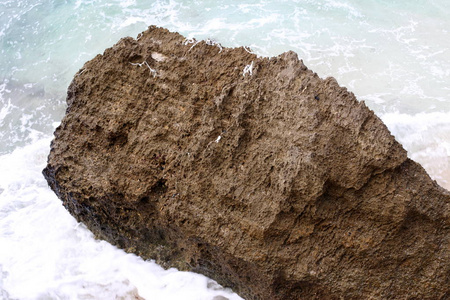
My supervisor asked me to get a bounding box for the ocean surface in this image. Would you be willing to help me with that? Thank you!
[1,0,449,299]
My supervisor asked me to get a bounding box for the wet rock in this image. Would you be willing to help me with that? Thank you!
[43,26,450,299]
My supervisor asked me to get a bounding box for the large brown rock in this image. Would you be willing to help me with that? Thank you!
[43,26,450,299]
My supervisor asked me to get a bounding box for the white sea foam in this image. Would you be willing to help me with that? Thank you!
[0,100,13,127]
[0,138,243,300]
[382,111,450,189]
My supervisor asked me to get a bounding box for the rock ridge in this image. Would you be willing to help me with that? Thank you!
[43,26,449,299]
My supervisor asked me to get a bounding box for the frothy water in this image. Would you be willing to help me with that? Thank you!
[1,0,449,299]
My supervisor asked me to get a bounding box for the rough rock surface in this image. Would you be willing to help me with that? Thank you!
[43,26,450,299]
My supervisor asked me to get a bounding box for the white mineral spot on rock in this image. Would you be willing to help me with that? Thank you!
[151,52,167,62]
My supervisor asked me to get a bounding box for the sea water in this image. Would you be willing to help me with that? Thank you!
[0,1,449,299]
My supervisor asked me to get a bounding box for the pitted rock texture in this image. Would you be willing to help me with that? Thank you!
[43,26,450,300]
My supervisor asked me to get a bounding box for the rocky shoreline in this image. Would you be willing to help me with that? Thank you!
[43,26,449,299]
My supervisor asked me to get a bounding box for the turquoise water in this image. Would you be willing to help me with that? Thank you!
[1,1,449,299]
